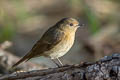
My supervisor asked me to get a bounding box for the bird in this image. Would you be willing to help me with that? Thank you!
[12,18,82,68]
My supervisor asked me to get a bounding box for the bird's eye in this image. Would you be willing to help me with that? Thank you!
[70,23,73,26]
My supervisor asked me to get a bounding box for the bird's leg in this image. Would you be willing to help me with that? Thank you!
[51,58,63,67]
[51,59,60,67]
[56,58,63,66]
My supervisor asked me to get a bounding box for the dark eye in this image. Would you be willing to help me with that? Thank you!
[70,23,73,26]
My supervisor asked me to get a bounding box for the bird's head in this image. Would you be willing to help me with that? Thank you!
[55,18,83,33]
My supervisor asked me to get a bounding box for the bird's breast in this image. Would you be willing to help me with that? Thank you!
[45,32,75,59]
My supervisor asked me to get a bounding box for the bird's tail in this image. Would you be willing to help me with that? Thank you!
[12,52,32,68]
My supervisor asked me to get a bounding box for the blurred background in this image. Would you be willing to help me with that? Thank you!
[0,0,120,73]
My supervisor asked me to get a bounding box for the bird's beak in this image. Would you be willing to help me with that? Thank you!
[78,24,84,28]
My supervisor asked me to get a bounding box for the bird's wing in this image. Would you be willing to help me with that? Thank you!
[40,28,65,50]
[12,28,64,68]
[30,28,65,57]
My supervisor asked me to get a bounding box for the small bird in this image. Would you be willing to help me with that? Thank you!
[12,18,82,68]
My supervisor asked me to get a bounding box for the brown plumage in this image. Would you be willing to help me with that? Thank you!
[12,18,81,68]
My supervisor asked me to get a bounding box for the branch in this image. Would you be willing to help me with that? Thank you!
[0,53,120,80]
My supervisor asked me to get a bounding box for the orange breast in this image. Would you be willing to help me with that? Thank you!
[44,31,75,59]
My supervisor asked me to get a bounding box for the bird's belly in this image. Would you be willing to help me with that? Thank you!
[44,38,74,59]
